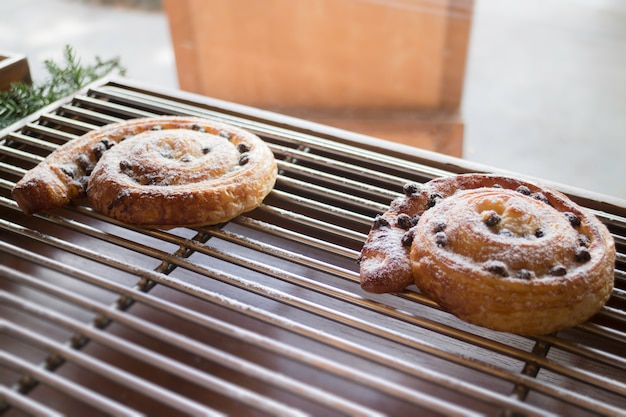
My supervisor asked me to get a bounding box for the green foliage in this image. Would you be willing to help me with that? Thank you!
[0,45,125,129]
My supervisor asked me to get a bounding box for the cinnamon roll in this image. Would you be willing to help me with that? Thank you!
[12,116,278,228]
[359,174,615,335]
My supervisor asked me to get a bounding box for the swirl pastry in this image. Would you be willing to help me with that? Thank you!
[359,174,615,335]
[12,116,278,228]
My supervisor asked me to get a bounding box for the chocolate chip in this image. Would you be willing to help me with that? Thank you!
[201,146,211,154]
[180,155,192,163]
[401,228,416,246]
[575,247,591,263]
[534,228,545,238]
[411,215,421,226]
[120,134,133,141]
[239,154,249,166]
[492,184,503,189]
[484,261,509,277]
[237,143,250,153]
[577,234,592,247]
[549,265,567,276]
[516,185,531,196]
[564,212,581,227]
[531,192,550,204]
[191,123,205,132]
[427,193,442,208]
[403,183,420,196]
[434,232,448,247]
[517,269,534,280]
[119,160,132,171]
[396,213,413,230]
[373,215,389,228]
[498,228,514,237]
[150,125,163,131]
[484,211,501,227]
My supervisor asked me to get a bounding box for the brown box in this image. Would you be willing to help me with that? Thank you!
[164,0,473,156]
[0,52,32,91]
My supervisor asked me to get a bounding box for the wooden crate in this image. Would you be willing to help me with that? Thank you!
[0,52,32,91]
[164,0,473,156]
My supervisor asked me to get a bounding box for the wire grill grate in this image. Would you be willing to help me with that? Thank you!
[1,78,625,416]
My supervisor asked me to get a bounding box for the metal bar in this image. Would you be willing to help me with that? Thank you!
[0,350,145,417]
[0,222,614,416]
[0,243,490,417]
[0,386,64,417]
[1,267,381,417]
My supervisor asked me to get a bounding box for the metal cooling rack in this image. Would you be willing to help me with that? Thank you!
[1,78,625,416]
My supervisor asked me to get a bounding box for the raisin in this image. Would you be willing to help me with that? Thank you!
[433,221,446,233]
[427,193,442,208]
[575,247,591,263]
[92,141,107,160]
[517,269,534,280]
[201,146,211,154]
[403,183,420,196]
[180,154,192,163]
[78,176,89,191]
[237,143,250,153]
[434,232,448,247]
[564,212,581,227]
[239,154,249,166]
[76,154,93,174]
[218,130,232,140]
[411,215,421,226]
[577,234,592,247]
[516,185,531,196]
[534,228,545,238]
[150,125,163,131]
[396,213,413,230]
[484,261,509,277]
[484,211,501,227]
[492,184,503,189]
[119,160,132,171]
[191,124,205,132]
[401,228,416,247]
[101,138,115,149]
[373,215,389,228]
[531,192,550,204]
[549,265,567,277]
[60,164,77,178]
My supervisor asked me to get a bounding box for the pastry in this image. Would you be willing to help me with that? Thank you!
[359,174,615,335]
[12,116,278,228]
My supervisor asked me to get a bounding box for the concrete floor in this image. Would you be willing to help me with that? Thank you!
[2,0,625,200]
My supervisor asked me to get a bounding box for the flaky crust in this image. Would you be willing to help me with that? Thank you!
[12,116,278,228]
[359,174,615,335]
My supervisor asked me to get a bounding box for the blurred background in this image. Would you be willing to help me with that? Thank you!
[2,0,625,199]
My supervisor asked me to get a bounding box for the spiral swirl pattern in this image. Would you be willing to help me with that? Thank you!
[13,116,277,228]
[359,174,615,335]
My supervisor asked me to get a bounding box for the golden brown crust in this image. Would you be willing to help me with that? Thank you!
[12,116,278,228]
[359,174,615,335]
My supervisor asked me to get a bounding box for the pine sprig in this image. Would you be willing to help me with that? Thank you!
[0,45,126,129]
